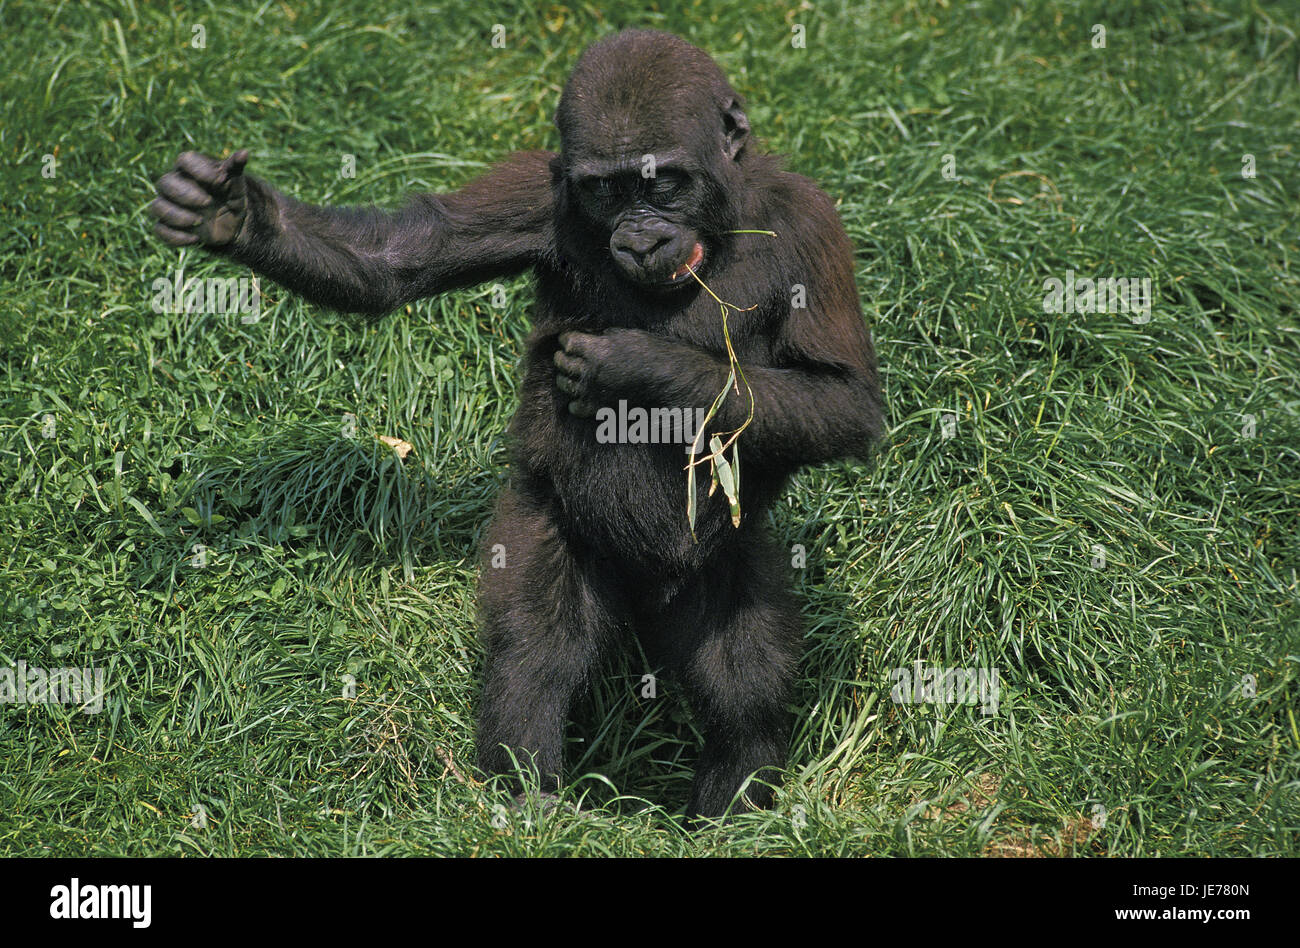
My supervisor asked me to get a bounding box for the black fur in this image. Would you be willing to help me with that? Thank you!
[150,29,883,821]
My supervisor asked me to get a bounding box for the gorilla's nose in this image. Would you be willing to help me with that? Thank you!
[611,223,675,273]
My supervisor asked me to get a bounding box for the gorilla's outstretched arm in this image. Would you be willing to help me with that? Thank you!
[149,150,555,316]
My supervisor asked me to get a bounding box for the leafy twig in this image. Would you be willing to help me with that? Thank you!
[682,229,776,536]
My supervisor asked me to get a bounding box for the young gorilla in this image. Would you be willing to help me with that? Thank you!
[150,29,883,821]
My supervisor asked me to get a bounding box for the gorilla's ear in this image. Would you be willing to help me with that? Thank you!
[722,99,750,160]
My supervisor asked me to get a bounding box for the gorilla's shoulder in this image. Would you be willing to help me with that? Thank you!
[746,160,850,249]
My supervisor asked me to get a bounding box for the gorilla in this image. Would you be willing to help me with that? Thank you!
[150,29,883,821]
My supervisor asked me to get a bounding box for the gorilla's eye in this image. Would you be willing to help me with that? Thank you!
[648,172,685,199]
[579,176,618,200]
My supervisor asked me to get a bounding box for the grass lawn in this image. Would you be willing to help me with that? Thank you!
[1,0,1297,856]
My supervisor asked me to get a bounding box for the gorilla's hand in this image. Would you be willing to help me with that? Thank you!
[553,329,695,418]
[150,150,250,248]
[553,330,613,417]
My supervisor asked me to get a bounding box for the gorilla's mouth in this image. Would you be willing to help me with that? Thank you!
[667,242,706,284]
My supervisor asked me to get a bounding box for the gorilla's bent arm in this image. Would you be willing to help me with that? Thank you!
[557,324,879,469]
[153,150,556,316]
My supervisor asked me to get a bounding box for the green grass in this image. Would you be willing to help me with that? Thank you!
[1,0,1297,856]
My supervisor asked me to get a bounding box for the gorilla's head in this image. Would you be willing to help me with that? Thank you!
[553,30,751,291]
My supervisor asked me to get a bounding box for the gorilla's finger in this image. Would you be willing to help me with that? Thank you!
[555,374,581,396]
[223,149,250,176]
[154,222,200,246]
[176,150,232,187]
[553,350,586,379]
[156,171,214,208]
[148,197,202,228]
[558,330,598,356]
[568,399,598,418]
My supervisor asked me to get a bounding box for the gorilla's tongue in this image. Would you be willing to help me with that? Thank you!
[672,242,705,281]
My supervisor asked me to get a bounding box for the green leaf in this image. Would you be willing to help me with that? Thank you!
[712,438,741,527]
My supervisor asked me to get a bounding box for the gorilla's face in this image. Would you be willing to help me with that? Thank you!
[552,31,750,294]
[567,156,707,289]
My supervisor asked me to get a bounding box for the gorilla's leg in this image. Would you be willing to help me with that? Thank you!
[658,534,803,821]
[476,488,628,794]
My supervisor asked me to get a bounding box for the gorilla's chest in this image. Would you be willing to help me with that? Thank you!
[511,364,735,569]
[553,432,726,566]
[513,277,778,564]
